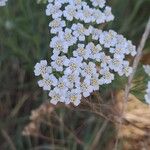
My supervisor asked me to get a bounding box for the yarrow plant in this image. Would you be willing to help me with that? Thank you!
[143,65,150,104]
[0,0,8,6]
[34,0,137,106]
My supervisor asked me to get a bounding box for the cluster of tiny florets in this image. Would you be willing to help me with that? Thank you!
[143,65,150,76]
[0,0,8,6]
[145,81,150,104]
[143,65,150,104]
[34,0,137,106]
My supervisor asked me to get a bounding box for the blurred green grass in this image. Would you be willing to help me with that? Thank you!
[0,0,150,149]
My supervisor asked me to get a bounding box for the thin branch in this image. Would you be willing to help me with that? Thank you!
[114,17,150,150]
[125,17,150,100]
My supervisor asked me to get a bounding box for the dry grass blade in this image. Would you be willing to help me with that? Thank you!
[1,129,16,150]
[90,120,109,150]
[10,94,29,117]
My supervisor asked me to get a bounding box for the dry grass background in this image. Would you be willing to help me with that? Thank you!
[0,0,150,149]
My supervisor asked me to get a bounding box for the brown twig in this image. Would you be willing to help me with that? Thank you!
[125,17,150,100]
[114,17,150,150]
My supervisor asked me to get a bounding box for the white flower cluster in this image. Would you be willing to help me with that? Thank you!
[143,65,150,76]
[0,0,8,6]
[145,81,150,104]
[34,0,137,106]
[45,0,114,24]
[143,65,150,104]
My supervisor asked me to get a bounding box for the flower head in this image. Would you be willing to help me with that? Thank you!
[81,62,97,78]
[90,0,106,8]
[59,28,77,46]
[46,2,62,18]
[73,44,90,60]
[49,18,66,34]
[99,67,114,84]
[0,0,8,6]
[65,89,82,106]
[50,36,68,54]
[80,79,93,97]
[49,89,65,105]
[38,74,58,91]
[34,0,137,106]
[51,55,67,71]
[63,4,77,21]
[34,60,52,77]
[143,65,150,76]
[145,81,150,104]
[64,57,83,75]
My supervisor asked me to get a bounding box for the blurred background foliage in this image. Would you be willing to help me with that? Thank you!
[0,0,150,149]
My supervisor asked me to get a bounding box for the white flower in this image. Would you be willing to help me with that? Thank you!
[71,23,89,41]
[64,57,83,75]
[89,26,102,40]
[80,79,93,97]
[46,2,62,19]
[143,65,150,76]
[99,67,114,84]
[34,0,137,106]
[38,74,58,91]
[104,6,114,21]
[145,81,150,104]
[143,66,150,104]
[51,55,67,71]
[54,77,68,93]
[65,89,82,106]
[125,41,136,56]
[64,73,80,88]
[81,62,97,79]
[50,36,68,54]
[108,55,124,72]
[56,0,67,4]
[90,0,106,8]
[90,74,100,91]
[59,28,77,46]
[92,9,105,24]
[34,60,52,77]
[73,44,90,60]
[100,52,111,67]
[49,18,66,34]
[68,0,85,9]
[118,61,133,77]
[116,34,127,46]
[0,0,8,6]
[99,30,117,48]
[68,0,82,5]
[49,88,65,105]
[109,44,126,56]
[86,42,102,61]
[63,4,77,21]
[51,52,59,60]
[77,5,94,23]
